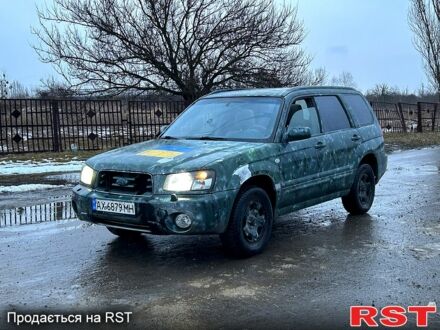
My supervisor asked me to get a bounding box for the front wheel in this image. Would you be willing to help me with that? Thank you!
[106,226,142,239]
[220,187,273,258]
[342,164,376,215]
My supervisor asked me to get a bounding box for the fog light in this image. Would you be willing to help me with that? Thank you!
[175,213,192,229]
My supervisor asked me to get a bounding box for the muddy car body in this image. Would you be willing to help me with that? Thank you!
[72,86,387,256]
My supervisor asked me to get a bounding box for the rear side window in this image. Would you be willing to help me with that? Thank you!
[314,96,351,132]
[341,94,374,126]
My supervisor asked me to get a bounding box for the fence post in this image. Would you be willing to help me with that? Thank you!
[127,101,133,145]
[397,103,407,133]
[417,102,423,133]
[432,103,437,132]
[51,100,62,152]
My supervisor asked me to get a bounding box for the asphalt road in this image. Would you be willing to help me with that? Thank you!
[1,148,440,329]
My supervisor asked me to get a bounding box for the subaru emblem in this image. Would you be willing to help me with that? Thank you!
[115,177,129,186]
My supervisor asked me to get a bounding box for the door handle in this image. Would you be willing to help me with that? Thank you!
[315,141,326,149]
[351,134,362,142]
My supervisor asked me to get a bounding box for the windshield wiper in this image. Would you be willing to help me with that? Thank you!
[161,135,178,140]
[185,136,226,141]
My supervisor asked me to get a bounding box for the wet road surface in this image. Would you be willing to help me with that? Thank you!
[0,172,78,209]
[1,148,440,329]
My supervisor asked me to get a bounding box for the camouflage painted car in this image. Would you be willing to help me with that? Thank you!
[72,86,387,257]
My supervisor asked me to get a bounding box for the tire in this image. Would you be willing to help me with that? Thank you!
[342,164,376,215]
[106,226,142,239]
[220,187,273,258]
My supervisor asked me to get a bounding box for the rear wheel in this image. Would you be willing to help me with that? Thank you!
[106,226,142,239]
[220,187,273,258]
[342,164,375,215]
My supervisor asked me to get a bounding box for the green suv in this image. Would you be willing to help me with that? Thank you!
[72,87,387,257]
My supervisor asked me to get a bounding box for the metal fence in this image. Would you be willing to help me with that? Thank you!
[0,198,75,227]
[0,98,185,154]
[128,100,182,143]
[1,98,439,154]
[55,99,125,151]
[370,102,404,133]
[370,101,439,133]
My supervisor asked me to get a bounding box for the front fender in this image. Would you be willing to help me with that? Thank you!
[215,159,282,204]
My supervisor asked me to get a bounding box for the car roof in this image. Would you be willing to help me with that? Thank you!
[202,86,359,98]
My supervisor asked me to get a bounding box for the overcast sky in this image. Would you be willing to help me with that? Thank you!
[0,0,428,93]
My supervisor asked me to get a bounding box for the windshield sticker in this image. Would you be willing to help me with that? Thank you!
[137,149,183,158]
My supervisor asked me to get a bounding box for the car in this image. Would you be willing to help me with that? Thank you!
[72,86,387,257]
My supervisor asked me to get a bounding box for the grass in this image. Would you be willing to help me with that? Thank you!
[0,150,104,163]
[384,132,440,153]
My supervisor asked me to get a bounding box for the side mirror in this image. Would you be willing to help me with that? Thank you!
[284,126,311,142]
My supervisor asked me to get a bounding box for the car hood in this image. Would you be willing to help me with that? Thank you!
[86,139,265,174]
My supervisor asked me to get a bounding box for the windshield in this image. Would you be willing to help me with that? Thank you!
[162,97,282,141]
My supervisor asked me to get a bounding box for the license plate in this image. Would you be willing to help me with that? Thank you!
[92,199,136,215]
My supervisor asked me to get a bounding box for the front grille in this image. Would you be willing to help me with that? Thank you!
[96,171,152,195]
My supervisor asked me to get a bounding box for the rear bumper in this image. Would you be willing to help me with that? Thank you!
[376,151,387,182]
[72,185,237,235]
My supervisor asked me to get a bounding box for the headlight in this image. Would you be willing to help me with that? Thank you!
[80,165,96,186]
[163,170,215,192]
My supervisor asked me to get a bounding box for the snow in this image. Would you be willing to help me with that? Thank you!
[0,161,83,175]
[0,184,65,193]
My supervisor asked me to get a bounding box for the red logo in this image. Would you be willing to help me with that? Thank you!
[350,305,437,327]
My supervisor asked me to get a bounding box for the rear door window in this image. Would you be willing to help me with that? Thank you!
[314,96,351,132]
[340,94,374,126]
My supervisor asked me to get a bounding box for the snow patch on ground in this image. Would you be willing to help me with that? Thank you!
[0,184,65,193]
[0,161,83,175]
[220,286,257,298]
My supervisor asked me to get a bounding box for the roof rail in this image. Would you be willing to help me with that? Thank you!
[292,86,358,91]
[207,88,247,95]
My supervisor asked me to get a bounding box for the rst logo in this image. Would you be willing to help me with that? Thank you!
[350,305,437,327]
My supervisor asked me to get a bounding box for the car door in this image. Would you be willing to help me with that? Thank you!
[278,97,325,207]
[313,95,361,194]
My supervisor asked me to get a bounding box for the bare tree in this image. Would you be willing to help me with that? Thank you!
[0,72,30,99]
[366,83,399,102]
[34,77,76,99]
[307,67,328,86]
[367,83,395,97]
[33,0,318,104]
[330,71,357,88]
[9,81,30,98]
[0,72,11,99]
[408,0,440,100]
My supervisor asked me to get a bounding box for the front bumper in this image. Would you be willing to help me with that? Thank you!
[72,185,237,235]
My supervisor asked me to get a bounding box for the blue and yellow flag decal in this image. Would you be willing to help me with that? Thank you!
[137,145,192,158]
